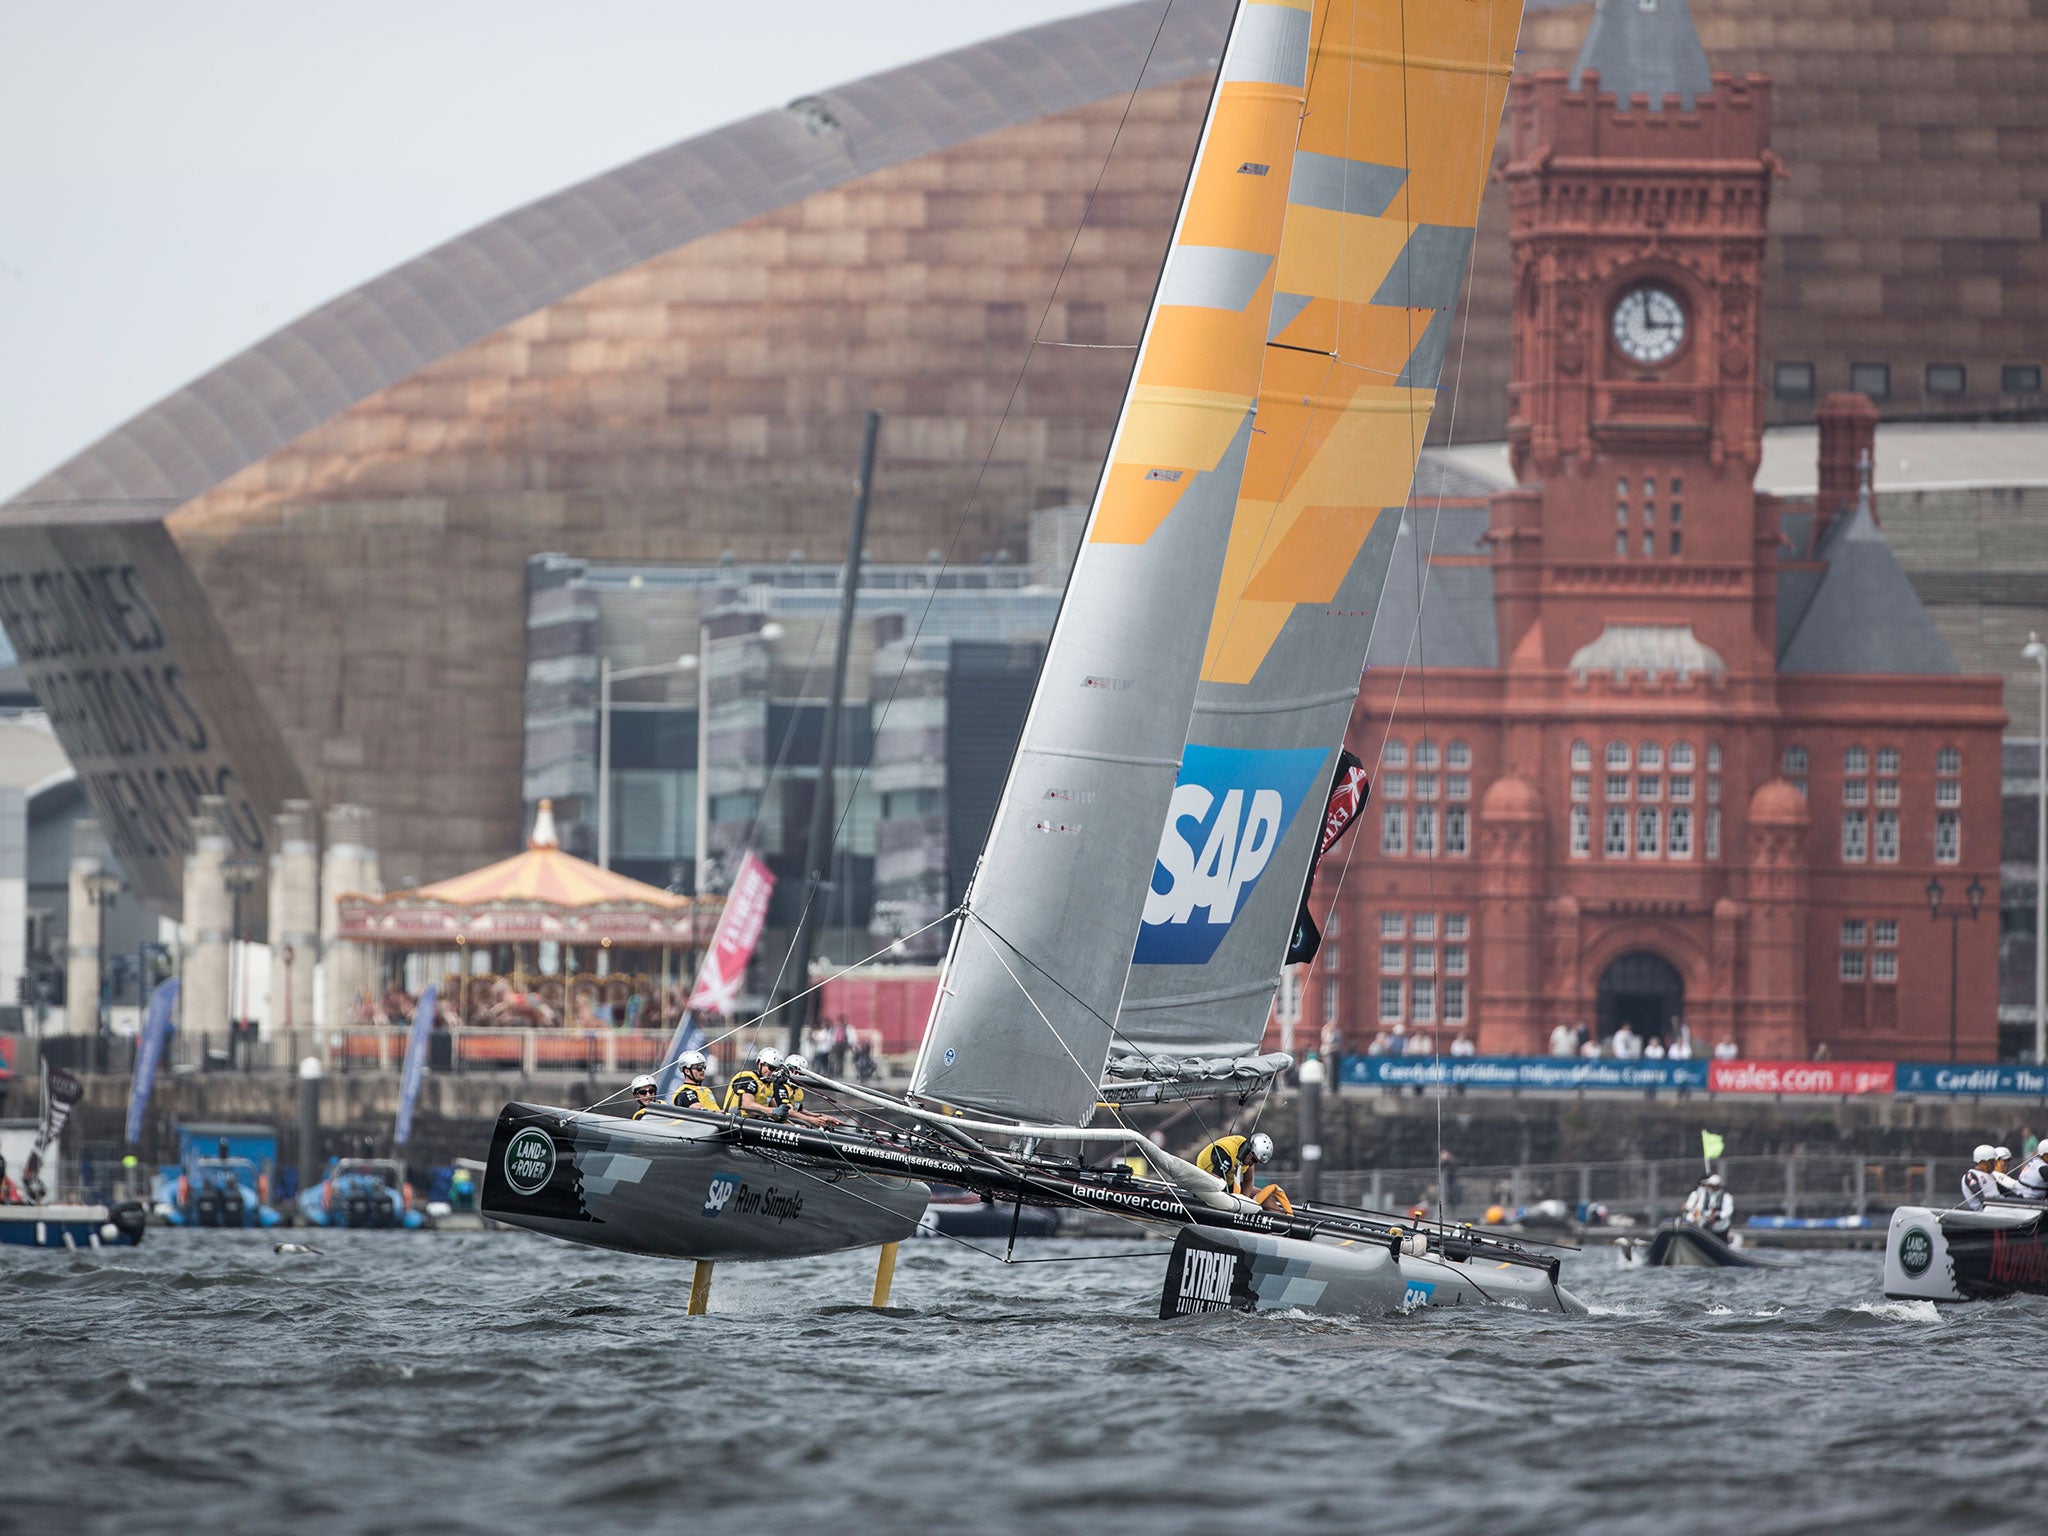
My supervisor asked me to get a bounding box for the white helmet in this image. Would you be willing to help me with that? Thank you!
[755,1046,783,1071]
[677,1050,708,1072]
[1245,1133,1275,1164]
[1705,1174,1724,1188]
[1996,1146,2013,1161]
[784,1053,808,1074]
[629,1074,658,1093]
[1975,1144,1998,1164]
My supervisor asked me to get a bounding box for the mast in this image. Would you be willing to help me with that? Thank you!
[781,409,880,1054]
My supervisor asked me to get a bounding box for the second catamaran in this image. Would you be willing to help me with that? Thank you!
[486,0,1580,1317]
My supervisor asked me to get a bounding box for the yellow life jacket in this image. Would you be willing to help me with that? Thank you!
[670,1080,720,1111]
[723,1070,771,1115]
[1192,1135,1251,1192]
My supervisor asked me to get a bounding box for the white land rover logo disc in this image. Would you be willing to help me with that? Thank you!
[504,1127,556,1194]
[1897,1226,1934,1277]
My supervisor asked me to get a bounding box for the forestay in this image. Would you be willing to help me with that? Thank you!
[913,0,1317,1125]
[1116,0,1521,1064]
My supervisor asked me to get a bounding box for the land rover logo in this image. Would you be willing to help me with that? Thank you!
[1898,1225,1934,1278]
[504,1127,556,1195]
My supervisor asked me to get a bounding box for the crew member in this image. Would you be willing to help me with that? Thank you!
[628,1074,661,1118]
[1189,1132,1290,1213]
[1993,1145,2025,1198]
[723,1046,783,1117]
[0,1155,20,1205]
[669,1051,719,1111]
[2014,1144,2048,1201]
[775,1054,843,1129]
[1961,1144,2003,1210]
[1682,1172,1734,1237]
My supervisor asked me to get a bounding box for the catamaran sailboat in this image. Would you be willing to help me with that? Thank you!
[485,0,1583,1317]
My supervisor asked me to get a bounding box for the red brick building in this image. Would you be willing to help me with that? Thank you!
[1310,1,2006,1062]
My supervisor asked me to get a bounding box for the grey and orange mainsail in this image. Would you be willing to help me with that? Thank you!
[913,0,1521,1125]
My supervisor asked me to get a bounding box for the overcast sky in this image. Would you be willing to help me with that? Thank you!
[0,1,1108,501]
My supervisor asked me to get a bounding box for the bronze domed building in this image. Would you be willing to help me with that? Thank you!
[1,0,2044,920]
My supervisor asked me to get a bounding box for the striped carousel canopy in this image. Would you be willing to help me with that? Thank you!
[336,800,713,946]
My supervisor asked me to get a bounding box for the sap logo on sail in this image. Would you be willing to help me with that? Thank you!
[1402,1281,1436,1311]
[1134,744,1327,966]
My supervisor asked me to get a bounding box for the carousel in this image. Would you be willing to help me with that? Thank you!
[334,802,719,1066]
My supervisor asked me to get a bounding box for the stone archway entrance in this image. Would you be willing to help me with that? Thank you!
[1597,951,1684,1043]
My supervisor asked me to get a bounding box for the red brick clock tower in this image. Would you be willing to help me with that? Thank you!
[1315,0,2004,1067]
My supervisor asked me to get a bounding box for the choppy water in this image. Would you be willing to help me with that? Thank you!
[3,1227,2039,1536]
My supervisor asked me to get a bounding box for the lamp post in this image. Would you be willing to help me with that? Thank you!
[82,871,122,1033]
[2025,631,2048,1063]
[1926,874,1987,1063]
[598,654,695,871]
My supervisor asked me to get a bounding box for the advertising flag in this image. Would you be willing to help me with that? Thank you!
[394,985,438,1147]
[36,1065,84,1156]
[1286,751,1371,966]
[687,852,777,1016]
[124,978,180,1147]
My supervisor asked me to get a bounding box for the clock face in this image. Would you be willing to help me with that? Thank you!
[1611,285,1686,365]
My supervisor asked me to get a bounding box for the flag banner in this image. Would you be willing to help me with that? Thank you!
[1343,1056,1709,1092]
[1701,1130,1726,1162]
[1896,1063,2048,1097]
[124,979,180,1146]
[1707,1060,1895,1096]
[654,1012,711,1101]
[687,852,777,1016]
[394,985,438,1147]
[36,1066,84,1155]
[1317,750,1371,859]
[1286,751,1371,966]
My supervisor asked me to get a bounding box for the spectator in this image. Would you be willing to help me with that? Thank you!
[1812,1040,1832,1061]
[1673,1016,1698,1058]
[1714,1036,1739,1060]
[2023,1126,2039,1159]
[1549,1021,1576,1057]
[1579,1034,1602,1059]
[1404,1028,1432,1057]
[1450,1030,1476,1057]
[831,1018,851,1078]
[1643,1034,1667,1061]
[1611,1022,1642,1060]
[1666,1030,1693,1060]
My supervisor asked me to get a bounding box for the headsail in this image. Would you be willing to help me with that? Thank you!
[912,0,1317,1125]
[1116,0,1521,1064]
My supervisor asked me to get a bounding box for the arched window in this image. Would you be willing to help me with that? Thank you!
[1638,741,1663,770]
[1571,740,1592,770]
[1669,741,1695,770]
[1844,745,1869,775]
[1606,740,1631,771]
[1936,745,1961,775]
[1447,739,1472,769]
[1384,738,1408,769]
[1414,739,1440,769]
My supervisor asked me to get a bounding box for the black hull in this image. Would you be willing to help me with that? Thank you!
[481,1103,928,1261]
[1639,1222,1773,1268]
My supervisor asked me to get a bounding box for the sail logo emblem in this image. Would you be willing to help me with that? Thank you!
[503,1127,556,1195]
[1177,1246,1239,1312]
[703,1172,741,1217]
[1135,744,1328,966]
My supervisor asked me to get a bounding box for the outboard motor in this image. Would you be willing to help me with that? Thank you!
[345,1188,373,1227]
[223,1187,246,1227]
[195,1185,224,1227]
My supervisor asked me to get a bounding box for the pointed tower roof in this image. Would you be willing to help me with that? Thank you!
[1779,479,1958,677]
[1572,0,1714,111]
